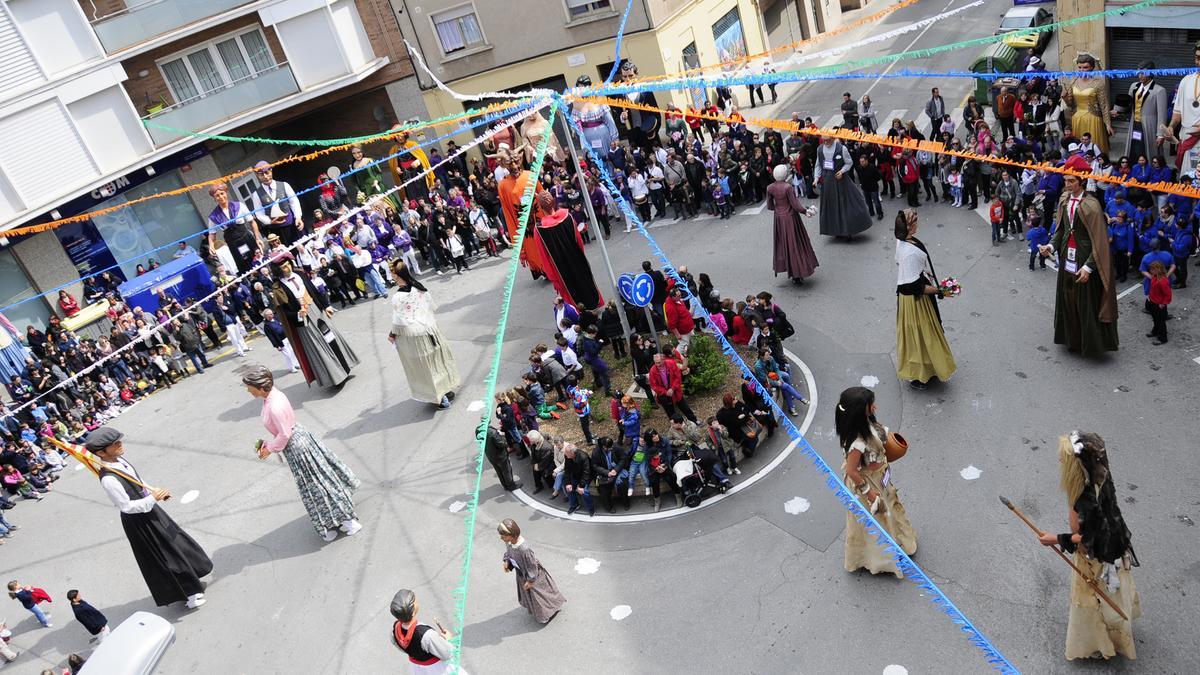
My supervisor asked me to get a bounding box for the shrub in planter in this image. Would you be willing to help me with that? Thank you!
[682,334,731,397]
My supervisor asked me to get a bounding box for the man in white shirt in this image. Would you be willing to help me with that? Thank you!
[1170,43,1200,175]
[86,427,212,609]
[250,161,304,246]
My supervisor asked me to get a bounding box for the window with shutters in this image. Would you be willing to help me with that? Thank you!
[156,28,278,106]
[430,4,487,56]
[566,0,612,18]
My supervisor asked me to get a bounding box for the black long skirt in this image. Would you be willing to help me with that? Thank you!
[121,505,213,606]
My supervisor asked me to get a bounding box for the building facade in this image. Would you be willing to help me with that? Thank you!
[0,0,419,330]
[390,0,775,143]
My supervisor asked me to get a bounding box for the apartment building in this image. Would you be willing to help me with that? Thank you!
[0,0,419,330]
[390,0,777,141]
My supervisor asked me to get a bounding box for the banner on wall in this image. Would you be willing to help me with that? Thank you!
[711,8,747,72]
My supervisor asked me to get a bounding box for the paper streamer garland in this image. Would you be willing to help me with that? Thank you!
[602,0,636,85]
[584,0,1168,97]
[584,95,1200,200]
[3,103,547,419]
[0,100,540,319]
[140,99,527,147]
[16,100,530,235]
[448,100,558,672]
[626,0,921,85]
[557,98,1018,674]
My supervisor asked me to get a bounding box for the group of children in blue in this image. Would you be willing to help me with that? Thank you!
[1015,174,1195,344]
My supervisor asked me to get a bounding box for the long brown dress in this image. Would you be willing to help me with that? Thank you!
[504,537,566,623]
[766,181,819,281]
[841,422,918,577]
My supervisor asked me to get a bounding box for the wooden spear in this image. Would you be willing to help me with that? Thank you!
[999,495,1128,621]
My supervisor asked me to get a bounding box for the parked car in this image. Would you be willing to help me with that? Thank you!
[996,6,1054,51]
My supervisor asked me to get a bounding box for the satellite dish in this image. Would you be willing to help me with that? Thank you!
[326,166,341,180]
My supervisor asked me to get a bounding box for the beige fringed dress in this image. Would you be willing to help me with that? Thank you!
[1066,550,1141,660]
[842,422,918,577]
[390,288,460,404]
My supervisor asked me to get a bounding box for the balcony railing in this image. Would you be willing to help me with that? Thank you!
[142,63,299,147]
[90,0,255,54]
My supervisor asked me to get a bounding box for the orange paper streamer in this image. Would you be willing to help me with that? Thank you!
[7,100,525,237]
[584,96,1200,200]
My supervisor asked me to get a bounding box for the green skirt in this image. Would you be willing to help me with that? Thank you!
[896,294,957,383]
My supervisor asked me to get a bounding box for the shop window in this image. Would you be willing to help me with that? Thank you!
[87,172,206,279]
[0,248,51,333]
[431,4,486,55]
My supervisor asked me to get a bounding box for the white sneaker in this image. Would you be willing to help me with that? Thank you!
[321,529,339,542]
[185,594,205,609]
[733,467,742,475]
[340,519,363,536]
[626,488,633,497]
[625,226,632,233]
[644,487,652,497]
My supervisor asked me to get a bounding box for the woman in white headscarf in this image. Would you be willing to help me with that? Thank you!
[766,165,819,284]
[387,260,460,409]
[894,209,956,390]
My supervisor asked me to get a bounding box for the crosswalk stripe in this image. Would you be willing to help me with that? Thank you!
[881,109,908,129]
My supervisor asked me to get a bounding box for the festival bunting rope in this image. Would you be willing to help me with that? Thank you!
[449,100,558,672]
[0,101,538,320]
[584,0,1169,96]
[556,97,1020,673]
[140,99,527,147]
[14,100,529,235]
[3,103,546,419]
[583,95,1200,199]
[602,0,636,84]
[615,0,921,85]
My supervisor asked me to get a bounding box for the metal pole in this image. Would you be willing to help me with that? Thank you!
[556,107,632,343]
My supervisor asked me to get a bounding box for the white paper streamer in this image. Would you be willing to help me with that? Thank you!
[9,103,546,418]
[404,39,555,103]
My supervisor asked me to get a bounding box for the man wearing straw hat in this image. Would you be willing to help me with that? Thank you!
[86,427,212,609]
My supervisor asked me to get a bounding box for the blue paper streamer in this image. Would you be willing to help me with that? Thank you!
[602,0,635,85]
[555,96,1020,674]
[0,100,536,318]
[581,66,1200,99]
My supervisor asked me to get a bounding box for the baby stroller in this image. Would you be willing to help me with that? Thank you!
[673,452,707,508]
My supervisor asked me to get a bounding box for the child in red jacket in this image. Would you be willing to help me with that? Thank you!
[7,580,52,628]
[989,198,1005,246]
[1147,260,1172,345]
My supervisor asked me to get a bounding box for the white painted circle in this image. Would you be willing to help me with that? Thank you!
[960,465,982,481]
[75,464,85,472]
[883,666,908,675]
[784,496,811,515]
[574,558,601,575]
[180,490,200,504]
[860,375,880,388]
[448,500,467,513]
[467,400,484,412]
[508,347,818,523]
[609,605,632,621]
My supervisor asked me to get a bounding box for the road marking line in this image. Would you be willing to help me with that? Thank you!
[1117,282,1143,300]
[881,109,909,127]
[743,203,767,216]
[1193,356,1200,366]
[509,346,818,523]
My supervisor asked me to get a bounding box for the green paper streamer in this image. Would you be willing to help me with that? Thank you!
[448,100,557,672]
[141,99,532,147]
[789,0,1166,77]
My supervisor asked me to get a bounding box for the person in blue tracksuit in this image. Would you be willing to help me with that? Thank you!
[1170,226,1195,288]
[1027,216,1051,270]
[1108,213,1137,282]
[1139,238,1176,312]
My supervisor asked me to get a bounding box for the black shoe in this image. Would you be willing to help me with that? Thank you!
[567,505,579,515]
[587,507,595,517]
[533,486,544,494]
[908,380,928,390]
[1146,332,1156,337]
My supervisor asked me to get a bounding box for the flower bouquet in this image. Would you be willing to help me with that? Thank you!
[938,277,962,298]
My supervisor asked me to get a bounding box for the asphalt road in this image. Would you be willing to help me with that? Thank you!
[1,1,1197,673]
